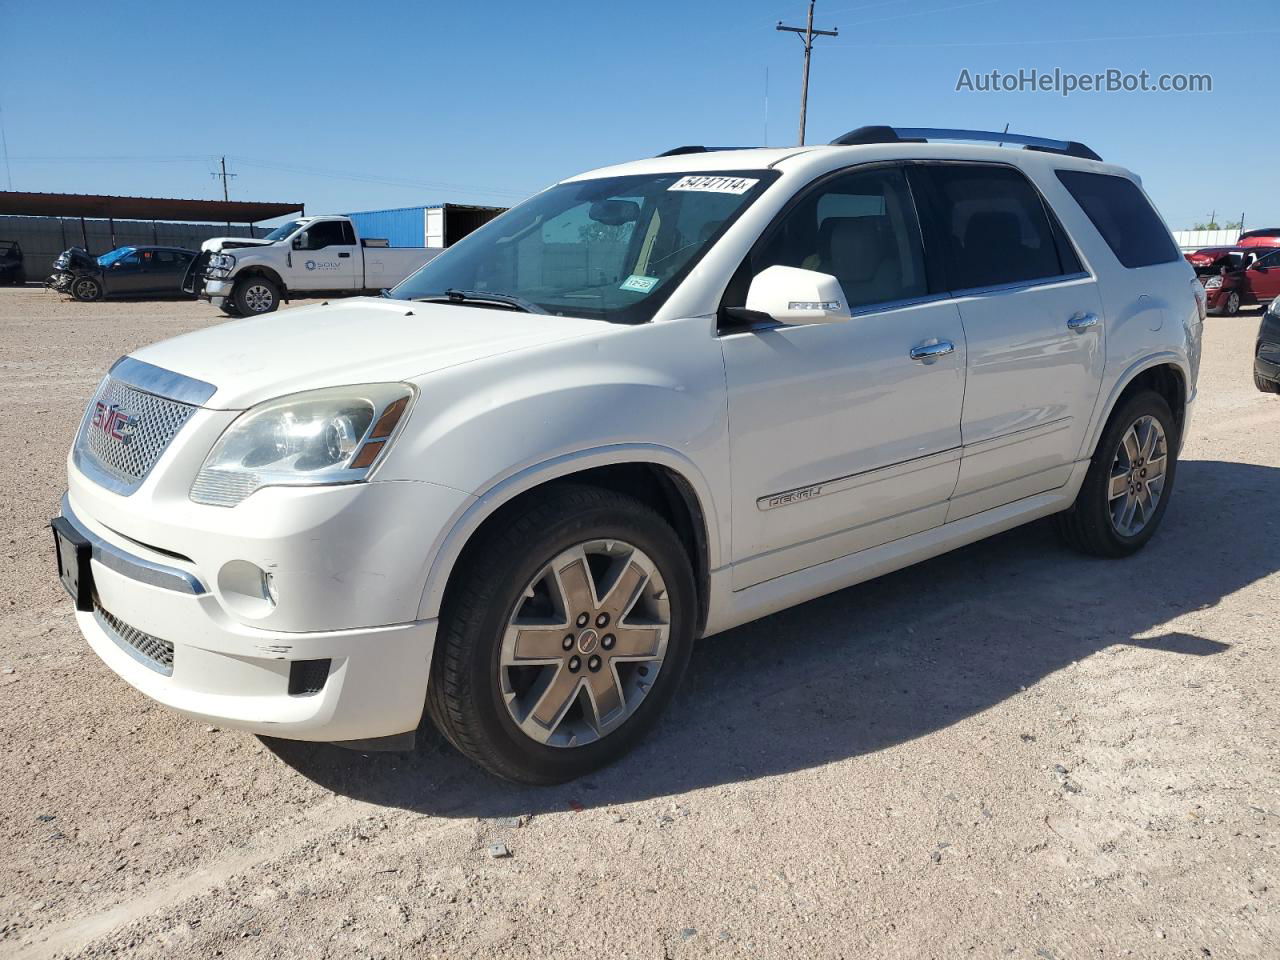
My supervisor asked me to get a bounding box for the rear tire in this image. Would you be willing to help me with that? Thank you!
[427,484,697,784]
[1054,389,1172,560]
[1054,390,1178,557]
[232,276,280,315]
[71,277,102,302]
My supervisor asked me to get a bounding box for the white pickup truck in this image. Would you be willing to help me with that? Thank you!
[188,215,440,316]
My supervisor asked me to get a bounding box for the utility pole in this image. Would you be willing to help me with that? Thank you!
[777,1,838,146]
[212,156,238,231]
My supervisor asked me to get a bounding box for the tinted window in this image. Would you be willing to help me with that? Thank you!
[749,166,928,310]
[1255,250,1280,270]
[1055,170,1180,269]
[339,221,356,246]
[925,165,1064,290]
[302,221,349,249]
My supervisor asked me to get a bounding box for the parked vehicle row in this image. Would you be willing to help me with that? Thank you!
[185,215,440,316]
[47,245,197,301]
[54,126,1202,783]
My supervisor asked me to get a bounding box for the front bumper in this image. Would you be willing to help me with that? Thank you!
[1257,351,1280,385]
[204,278,234,297]
[62,428,473,739]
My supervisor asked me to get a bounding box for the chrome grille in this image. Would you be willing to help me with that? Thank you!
[94,604,174,676]
[75,377,196,494]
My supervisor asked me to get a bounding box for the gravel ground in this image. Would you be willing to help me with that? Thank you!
[0,285,1277,959]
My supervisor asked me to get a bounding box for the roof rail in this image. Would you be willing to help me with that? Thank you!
[829,125,1103,162]
[656,145,757,157]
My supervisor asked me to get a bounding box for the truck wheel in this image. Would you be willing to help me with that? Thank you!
[71,277,102,302]
[1054,390,1178,558]
[233,277,280,315]
[427,484,697,784]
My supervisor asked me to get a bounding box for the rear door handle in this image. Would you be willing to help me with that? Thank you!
[909,340,955,362]
[1067,312,1099,332]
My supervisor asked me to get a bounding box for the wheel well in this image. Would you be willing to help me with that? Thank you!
[445,463,712,636]
[1114,363,1187,442]
[233,267,285,292]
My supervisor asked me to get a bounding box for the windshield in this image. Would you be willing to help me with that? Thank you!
[390,171,777,323]
[262,220,306,243]
[96,247,136,267]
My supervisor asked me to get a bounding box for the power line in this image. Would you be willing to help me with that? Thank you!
[776,1,839,146]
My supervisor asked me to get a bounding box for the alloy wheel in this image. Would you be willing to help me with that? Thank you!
[499,539,670,748]
[244,283,274,312]
[1107,414,1168,537]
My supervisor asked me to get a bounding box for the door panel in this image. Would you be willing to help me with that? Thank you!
[723,299,967,587]
[907,162,1107,520]
[948,276,1105,517]
[721,164,966,588]
[290,221,358,290]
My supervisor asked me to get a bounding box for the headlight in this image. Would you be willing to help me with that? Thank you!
[206,252,236,278]
[190,383,415,507]
[1205,276,1222,289]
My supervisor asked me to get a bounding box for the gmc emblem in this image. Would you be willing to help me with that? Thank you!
[92,402,138,445]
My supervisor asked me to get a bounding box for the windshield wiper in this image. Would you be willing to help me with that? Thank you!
[414,288,548,315]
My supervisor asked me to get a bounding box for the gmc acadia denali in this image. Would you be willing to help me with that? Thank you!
[53,126,1203,783]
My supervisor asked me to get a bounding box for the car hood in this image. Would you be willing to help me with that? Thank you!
[200,236,276,253]
[128,297,610,409]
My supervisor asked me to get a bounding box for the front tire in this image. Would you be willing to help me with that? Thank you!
[1222,290,1242,316]
[427,484,697,784]
[1256,373,1280,394]
[1055,390,1178,557]
[232,276,280,315]
[71,277,102,302]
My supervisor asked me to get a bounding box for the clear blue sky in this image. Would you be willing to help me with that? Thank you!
[1,0,1275,230]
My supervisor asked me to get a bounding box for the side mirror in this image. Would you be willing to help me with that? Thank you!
[743,264,851,325]
[292,235,305,250]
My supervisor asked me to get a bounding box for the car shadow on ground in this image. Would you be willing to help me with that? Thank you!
[265,458,1276,817]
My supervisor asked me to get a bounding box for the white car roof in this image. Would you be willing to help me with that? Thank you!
[562,142,1129,185]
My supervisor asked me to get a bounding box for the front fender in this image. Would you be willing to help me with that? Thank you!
[412,443,722,621]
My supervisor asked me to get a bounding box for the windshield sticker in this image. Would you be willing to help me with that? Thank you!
[668,175,760,195]
[620,274,660,293]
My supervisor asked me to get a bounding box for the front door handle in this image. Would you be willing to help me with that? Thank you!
[1067,312,1099,332]
[338,252,351,258]
[909,340,955,362]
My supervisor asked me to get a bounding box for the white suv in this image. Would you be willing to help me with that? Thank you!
[54,127,1203,783]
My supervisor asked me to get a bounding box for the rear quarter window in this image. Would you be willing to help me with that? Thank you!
[1055,170,1180,269]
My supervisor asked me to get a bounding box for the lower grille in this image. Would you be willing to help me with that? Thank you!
[94,604,174,676]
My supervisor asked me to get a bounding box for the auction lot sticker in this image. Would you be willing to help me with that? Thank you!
[668,175,760,194]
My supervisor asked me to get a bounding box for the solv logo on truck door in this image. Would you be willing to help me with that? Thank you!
[304,260,341,271]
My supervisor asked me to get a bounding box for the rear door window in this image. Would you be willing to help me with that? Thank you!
[1055,170,1180,269]
[919,164,1067,291]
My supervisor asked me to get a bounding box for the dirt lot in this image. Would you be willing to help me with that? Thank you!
[0,285,1276,959]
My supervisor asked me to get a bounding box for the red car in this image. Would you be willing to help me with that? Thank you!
[1191,246,1280,315]
[1238,228,1280,250]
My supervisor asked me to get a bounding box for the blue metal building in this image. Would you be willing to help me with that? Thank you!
[345,203,507,248]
